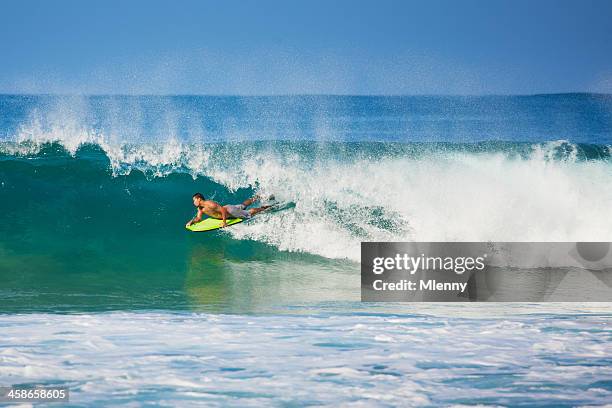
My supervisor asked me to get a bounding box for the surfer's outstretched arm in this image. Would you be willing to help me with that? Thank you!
[186,208,204,227]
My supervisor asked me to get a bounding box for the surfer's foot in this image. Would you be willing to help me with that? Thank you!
[253,194,275,203]
[242,196,258,207]
[259,195,276,206]
[244,194,275,207]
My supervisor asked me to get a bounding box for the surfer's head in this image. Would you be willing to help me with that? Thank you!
[192,193,205,207]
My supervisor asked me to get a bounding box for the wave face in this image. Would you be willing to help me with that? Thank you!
[2,139,612,262]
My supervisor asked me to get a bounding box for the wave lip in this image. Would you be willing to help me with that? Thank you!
[2,137,611,174]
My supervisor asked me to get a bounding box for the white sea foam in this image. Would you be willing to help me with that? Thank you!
[0,311,610,406]
[214,148,612,261]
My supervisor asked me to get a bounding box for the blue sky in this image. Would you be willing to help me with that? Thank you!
[1,0,611,95]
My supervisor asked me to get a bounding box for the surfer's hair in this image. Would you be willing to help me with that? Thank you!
[192,193,205,200]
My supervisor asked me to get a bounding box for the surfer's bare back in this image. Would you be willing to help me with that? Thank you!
[186,193,271,228]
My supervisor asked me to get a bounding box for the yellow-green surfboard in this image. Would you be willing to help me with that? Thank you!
[186,217,243,232]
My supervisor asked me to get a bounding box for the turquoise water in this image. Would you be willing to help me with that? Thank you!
[1,94,611,311]
[1,94,611,405]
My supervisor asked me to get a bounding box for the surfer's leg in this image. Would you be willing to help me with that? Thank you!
[248,205,272,216]
[241,195,260,207]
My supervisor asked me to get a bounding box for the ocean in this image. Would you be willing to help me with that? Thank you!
[1,94,611,406]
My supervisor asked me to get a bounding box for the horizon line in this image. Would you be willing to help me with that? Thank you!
[0,91,611,98]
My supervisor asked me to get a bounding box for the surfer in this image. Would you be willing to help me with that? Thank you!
[186,193,272,228]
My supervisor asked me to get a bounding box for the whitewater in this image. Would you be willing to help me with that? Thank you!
[1,308,610,407]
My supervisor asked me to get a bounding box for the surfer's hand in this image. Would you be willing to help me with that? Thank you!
[222,221,227,228]
[185,221,193,227]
